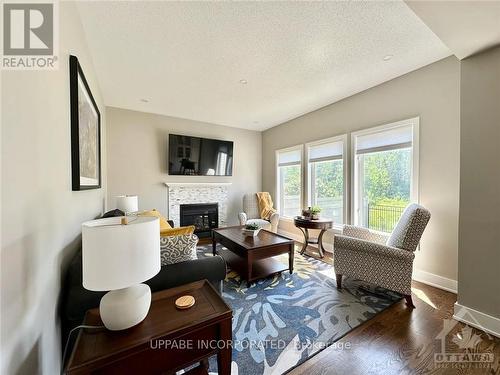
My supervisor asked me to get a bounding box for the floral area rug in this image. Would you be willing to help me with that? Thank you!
[197,244,401,375]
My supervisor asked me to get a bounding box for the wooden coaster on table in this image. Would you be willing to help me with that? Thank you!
[175,295,195,310]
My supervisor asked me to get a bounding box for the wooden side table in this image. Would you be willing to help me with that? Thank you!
[65,280,232,375]
[293,217,333,258]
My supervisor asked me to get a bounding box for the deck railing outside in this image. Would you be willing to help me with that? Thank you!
[367,204,405,232]
[281,196,405,233]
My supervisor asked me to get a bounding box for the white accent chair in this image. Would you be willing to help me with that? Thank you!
[238,194,279,233]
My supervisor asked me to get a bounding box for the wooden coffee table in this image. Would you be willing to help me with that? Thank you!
[212,226,294,287]
[65,280,232,375]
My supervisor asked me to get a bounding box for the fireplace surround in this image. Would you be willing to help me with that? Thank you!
[164,182,230,231]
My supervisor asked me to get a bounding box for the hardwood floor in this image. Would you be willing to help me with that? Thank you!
[297,242,333,263]
[202,236,500,374]
[290,244,500,375]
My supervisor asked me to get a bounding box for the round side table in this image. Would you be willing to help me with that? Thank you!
[293,217,333,258]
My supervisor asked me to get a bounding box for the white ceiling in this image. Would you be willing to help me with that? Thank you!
[405,1,500,60]
[77,1,451,131]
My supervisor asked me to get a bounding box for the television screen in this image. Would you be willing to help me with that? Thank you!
[168,134,234,176]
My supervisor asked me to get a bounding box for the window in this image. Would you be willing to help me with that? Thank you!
[307,136,347,225]
[215,152,227,175]
[276,146,302,218]
[352,118,419,232]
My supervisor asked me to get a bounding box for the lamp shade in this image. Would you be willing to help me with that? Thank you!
[116,195,138,213]
[82,216,160,291]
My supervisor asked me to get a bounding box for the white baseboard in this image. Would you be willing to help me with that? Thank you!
[453,303,500,338]
[412,269,458,293]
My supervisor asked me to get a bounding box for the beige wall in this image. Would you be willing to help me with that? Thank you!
[0,3,106,374]
[106,107,262,224]
[458,46,500,318]
[262,56,461,283]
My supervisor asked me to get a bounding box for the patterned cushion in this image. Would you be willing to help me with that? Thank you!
[243,194,260,219]
[342,225,388,245]
[335,236,415,261]
[386,203,431,251]
[160,234,199,265]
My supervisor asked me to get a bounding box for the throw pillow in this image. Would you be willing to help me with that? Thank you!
[160,234,199,265]
[138,209,172,232]
[160,225,195,237]
[101,209,124,218]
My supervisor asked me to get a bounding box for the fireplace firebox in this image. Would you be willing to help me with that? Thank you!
[180,203,219,238]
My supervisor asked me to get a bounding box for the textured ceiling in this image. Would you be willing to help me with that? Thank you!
[406,1,500,60]
[77,1,451,131]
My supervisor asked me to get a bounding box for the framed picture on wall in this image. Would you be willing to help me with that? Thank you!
[69,55,101,190]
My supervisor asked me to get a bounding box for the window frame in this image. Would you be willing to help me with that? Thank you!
[305,134,348,228]
[350,117,420,228]
[275,144,304,219]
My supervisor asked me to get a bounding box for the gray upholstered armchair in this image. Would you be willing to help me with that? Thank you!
[238,193,280,233]
[334,203,430,308]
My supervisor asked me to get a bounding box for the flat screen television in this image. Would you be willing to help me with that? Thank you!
[168,134,234,176]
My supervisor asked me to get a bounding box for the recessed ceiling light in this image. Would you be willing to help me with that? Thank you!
[140,98,149,103]
[383,55,393,61]
[239,79,248,84]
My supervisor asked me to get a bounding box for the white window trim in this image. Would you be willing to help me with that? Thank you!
[350,117,420,227]
[275,144,304,219]
[305,134,348,228]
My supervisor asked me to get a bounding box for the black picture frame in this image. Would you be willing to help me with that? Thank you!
[70,55,101,191]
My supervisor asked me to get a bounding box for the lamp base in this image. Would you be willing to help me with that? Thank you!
[99,283,151,330]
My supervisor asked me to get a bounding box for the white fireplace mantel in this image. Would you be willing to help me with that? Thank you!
[164,182,232,187]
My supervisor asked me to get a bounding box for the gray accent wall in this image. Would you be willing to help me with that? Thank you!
[458,46,500,318]
[106,107,262,226]
[262,56,461,284]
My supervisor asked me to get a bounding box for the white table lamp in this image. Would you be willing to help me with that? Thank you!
[116,195,138,214]
[82,216,160,330]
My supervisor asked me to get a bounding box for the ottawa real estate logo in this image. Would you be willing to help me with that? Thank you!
[2,1,58,69]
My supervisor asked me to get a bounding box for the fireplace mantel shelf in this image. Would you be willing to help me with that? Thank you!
[164,182,232,187]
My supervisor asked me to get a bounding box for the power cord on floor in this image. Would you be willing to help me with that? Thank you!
[61,324,104,375]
